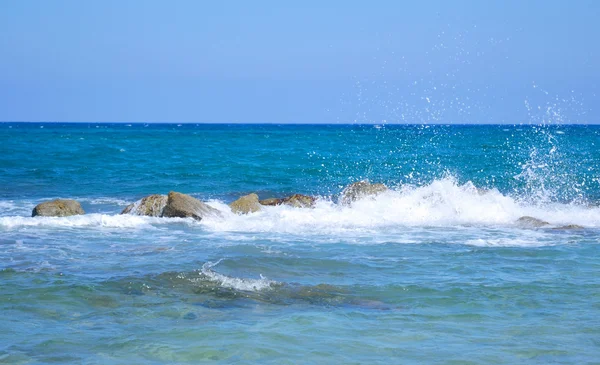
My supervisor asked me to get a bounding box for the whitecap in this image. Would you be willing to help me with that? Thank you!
[201,177,600,235]
[199,260,277,291]
[0,214,187,230]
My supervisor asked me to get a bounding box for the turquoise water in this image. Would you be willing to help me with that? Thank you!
[1,123,599,364]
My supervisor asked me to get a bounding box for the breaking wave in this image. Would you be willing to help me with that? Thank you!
[199,259,277,291]
[204,177,600,233]
[0,213,186,229]
[2,177,600,232]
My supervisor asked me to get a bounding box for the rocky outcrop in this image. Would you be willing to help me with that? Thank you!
[516,216,585,230]
[340,181,388,205]
[258,194,316,208]
[259,198,284,206]
[282,194,316,208]
[552,224,585,230]
[121,194,167,216]
[161,191,221,220]
[516,216,549,228]
[32,199,85,217]
[230,193,262,214]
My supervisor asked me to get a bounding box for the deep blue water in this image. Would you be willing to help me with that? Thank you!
[1,122,599,364]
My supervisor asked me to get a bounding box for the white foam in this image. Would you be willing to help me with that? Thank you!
[0,200,32,216]
[81,197,131,206]
[2,178,599,234]
[0,197,130,219]
[199,260,277,291]
[201,177,600,234]
[464,236,550,248]
[0,213,188,229]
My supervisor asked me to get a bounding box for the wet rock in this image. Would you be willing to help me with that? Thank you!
[121,194,167,216]
[282,194,316,208]
[516,216,549,228]
[161,191,221,220]
[229,193,261,214]
[259,194,316,208]
[340,181,388,205]
[552,224,585,230]
[32,199,85,217]
[259,198,284,206]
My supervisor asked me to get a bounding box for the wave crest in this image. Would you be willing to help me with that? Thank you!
[203,177,600,232]
[2,178,599,232]
[199,260,277,291]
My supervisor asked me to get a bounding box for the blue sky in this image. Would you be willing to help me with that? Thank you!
[0,0,598,123]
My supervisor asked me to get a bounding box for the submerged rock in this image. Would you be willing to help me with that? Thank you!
[32,199,85,217]
[340,181,388,205]
[121,194,167,216]
[259,198,284,206]
[161,191,221,220]
[516,216,550,228]
[282,194,316,208]
[230,193,262,214]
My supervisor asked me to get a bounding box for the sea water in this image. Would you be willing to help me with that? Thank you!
[0,123,599,364]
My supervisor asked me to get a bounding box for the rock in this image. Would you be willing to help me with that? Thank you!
[230,193,262,214]
[32,199,85,217]
[259,195,316,208]
[340,181,388,205]
[259,198,284,206]
[121,194,167,216]
[161,191,221,220]
[282,194,316,208]
[121,204,134,214]
[516,216,549,228]
[552,224,585,230]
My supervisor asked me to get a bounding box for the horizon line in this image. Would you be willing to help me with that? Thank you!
[0,121,597,126]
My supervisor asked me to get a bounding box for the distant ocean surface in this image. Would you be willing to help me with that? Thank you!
[1,122,599,364]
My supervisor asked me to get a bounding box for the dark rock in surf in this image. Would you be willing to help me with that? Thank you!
[282,194,316,208]
[121,194,167,216]
[259,194,316,208]
[32,199,85,217]
[516,216,549,228]
[552,224,585,230]
[230,193,262,214]
[259,197,284,206]
[161,191,221,220]
[340,181,388,205]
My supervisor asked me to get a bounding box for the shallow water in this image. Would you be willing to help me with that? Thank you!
[1,123,599,364]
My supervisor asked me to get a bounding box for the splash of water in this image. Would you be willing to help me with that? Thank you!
[199,260,277,292]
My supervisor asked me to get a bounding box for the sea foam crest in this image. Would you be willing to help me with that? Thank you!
[0,213,186,229]
[200,260,277,291]
[0,200,36,217]
[2,178,599,232]
[203,177,600,233]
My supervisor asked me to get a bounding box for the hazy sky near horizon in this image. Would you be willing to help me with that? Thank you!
[1,0,598,124]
